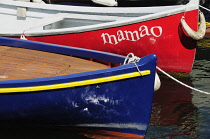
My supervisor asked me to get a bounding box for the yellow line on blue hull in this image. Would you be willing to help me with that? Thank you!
[0,70,150,93]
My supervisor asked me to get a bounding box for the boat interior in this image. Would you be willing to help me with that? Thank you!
[42,13,125,30]
[0,45,110,80]
[44,0,190,7]
[0,0,193,35]
[0,0,189,35]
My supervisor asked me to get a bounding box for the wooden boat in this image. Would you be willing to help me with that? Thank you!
[0,36,157,138]
[0,0,205,75]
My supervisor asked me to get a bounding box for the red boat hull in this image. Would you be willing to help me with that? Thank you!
[23,10,198,74]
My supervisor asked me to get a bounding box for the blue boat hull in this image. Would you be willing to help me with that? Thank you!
[0,37,157,137]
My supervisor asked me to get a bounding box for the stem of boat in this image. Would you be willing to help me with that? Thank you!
[124,53,161,92]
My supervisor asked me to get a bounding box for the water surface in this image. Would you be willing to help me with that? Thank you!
[146,37,210,139]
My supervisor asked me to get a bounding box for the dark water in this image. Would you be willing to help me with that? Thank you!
[1,39,210,139]
[146,37,210,139]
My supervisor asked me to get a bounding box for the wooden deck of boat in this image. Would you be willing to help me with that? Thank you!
[0,45,110,80]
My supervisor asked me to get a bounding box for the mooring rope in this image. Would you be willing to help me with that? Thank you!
[199,5,210,25]
[200,5,210,12]
[156,67,210,95]
[123,53,142,76]
[123,53,161,91]
[123,53,210,94]
[148,5,210,94]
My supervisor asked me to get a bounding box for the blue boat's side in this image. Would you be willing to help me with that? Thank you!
[0,37,157,137]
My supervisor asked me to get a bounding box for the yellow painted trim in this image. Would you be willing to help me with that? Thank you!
[0,70,150,93]
[198,22,210,25]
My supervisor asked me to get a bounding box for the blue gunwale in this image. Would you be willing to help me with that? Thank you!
[0,71,150,93]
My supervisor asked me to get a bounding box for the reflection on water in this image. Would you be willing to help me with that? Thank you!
[2,40,210,138]
[0,126,143,138]
[146,38,210,139]
[191,39,210,139]
[146,77,199,139]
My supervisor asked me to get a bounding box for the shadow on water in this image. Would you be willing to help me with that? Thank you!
[0,127,90,139]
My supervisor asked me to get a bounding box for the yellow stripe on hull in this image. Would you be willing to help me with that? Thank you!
[0,70,150,93]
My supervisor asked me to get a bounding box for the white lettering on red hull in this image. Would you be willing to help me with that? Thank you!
[101,25,162,45]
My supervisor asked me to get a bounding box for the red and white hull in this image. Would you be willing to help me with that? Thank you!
[28,10,198,74]
[0,0,200,74]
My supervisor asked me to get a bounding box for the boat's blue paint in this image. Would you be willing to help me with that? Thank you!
[0,37,157,136]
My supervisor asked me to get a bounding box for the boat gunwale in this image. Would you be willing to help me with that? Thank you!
[0,7,193,36]
[0,71,151,93]
[0,0,196,14]
[0,0,199,36]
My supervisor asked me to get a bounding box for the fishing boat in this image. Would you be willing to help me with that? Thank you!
[0,36,157,138]
[0,0,206,75]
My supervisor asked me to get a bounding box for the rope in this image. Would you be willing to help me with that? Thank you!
[124,54,210,94]
[123,53,161,91]
[200,5,210,12]
[123,53,141,75]
[123,53,140,65]
[156,66,210,95]
[200,5,210,26]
